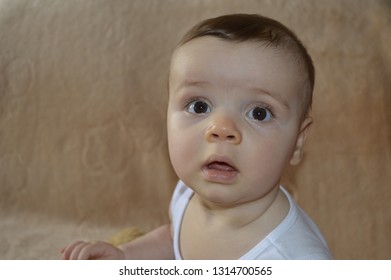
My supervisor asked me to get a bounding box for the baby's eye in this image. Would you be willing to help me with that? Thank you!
[246,105,274,122]
[186,99,212,114]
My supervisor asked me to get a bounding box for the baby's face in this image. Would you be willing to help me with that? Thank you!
[167,37,311,206]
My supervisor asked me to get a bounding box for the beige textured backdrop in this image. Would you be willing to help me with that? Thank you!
[0,0,390,259]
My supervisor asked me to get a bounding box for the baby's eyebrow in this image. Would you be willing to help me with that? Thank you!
[248,86,290,109]
[177,79,211,90]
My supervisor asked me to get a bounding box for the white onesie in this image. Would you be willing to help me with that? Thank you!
[170,180,332,260]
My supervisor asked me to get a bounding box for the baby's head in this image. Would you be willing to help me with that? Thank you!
[167,14,315,204]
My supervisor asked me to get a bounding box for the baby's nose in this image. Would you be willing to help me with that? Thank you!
[205,114,242,145]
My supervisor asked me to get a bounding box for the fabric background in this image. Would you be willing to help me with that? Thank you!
[0,0,390,259]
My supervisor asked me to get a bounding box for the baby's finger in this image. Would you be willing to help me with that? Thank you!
[62,241,85,260]
[78,241,108,260]
[69,242,91,260]
[63,241,86,260]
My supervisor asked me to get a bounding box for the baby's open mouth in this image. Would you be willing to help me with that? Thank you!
[202,157,239,183]
[206,161,237,172]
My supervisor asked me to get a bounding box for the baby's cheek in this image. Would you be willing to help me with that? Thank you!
[244,146,280,175]
[170,139,199,180]
[168,133,188,164]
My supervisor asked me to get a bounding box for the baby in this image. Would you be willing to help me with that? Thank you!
[62,14,332,260]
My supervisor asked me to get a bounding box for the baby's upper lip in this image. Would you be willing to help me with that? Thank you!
[203,155,239,172]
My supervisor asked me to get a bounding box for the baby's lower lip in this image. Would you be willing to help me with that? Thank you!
[201,162,238,183]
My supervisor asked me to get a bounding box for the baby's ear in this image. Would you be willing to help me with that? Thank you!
[290,117,313,165]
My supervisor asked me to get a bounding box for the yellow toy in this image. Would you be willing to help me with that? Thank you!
[108,227,144,247]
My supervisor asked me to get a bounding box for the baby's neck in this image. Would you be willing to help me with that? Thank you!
[194,185,285,230]
[180,185,290,259]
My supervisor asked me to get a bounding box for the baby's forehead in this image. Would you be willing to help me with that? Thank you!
[174,37,305,71]
[172,38,308,85]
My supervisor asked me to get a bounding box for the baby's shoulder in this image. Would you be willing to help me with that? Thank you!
[254,187,332,259]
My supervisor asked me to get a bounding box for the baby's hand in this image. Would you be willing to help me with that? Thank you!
[61,241,125,260]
